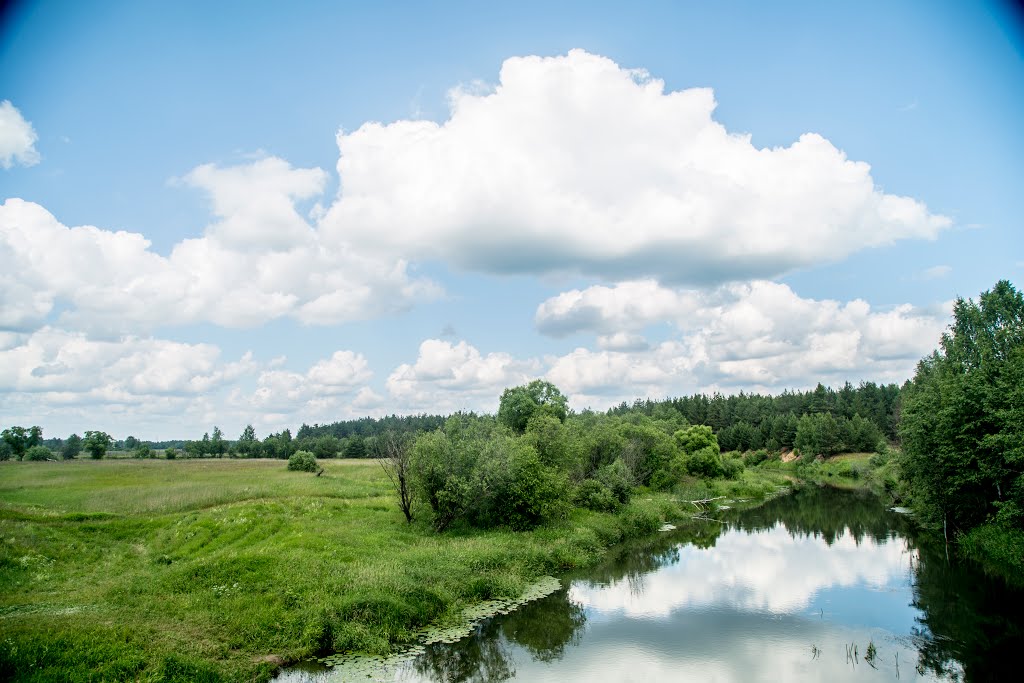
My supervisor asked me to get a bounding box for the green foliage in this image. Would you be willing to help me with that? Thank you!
[2,425,32,459]
[685,446,726,478]
[794,412,842,456]
[959,522,1024,583]
[0,439,11,461]
[411,424,565,531]
[722,455,745,479]
[287,450,319,472]
[617,416,678,486]
[497,380,569,433]
[574,479,620,512]
[263,428,296,459]
[596,458,633,505]
[133,443,154,459]
[24,444,52,461]
[62,433,83,459]
[311,434,341,459]
[675,425,724,478]
[164,447,178,460]
[232,424,262,458]
[675,424,718,454]
[83,430,112,459]
[900,280,1024,534]
[524,413,575,470]
[344,435,368,458]
[746,449,770,466]
[468,436,565,531]
[411,430,472,531]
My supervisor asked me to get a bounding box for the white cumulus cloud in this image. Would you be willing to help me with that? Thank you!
[320,49,950,283]
[0,157,440,334]
[0,101,40,169]
[536,280,948,408]
[385,339,540,414]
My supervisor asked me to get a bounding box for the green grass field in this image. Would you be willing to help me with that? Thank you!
[0,458,701,682]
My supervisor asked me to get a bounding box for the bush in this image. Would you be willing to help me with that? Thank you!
[619,505,661,536]
[746,449,770,466]
[164,448,178,460]
[24,445,52,461]
[685,446,725,478]
[596,458,633,504]
[648,467,677,491]
[574,479,620,512]
[722,456,744,479]
[287,450,319,472]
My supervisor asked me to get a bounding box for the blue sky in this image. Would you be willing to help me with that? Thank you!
[1,0,1022,440]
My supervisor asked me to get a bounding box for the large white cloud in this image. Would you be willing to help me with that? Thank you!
[0,327,262,438]
[320,49,950,282]
[536,280,699,337]
[385,339,540,414]
[0,157,440,334]
[0,101,40,169]
[0,327,254,397]
[230,350,373,418]
[538,280,948,408]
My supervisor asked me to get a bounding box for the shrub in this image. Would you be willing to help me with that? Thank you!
[164,448,178,460]
[596,458,633,504]
[287,450,318,472]
[722,456,744,479]
[24,445,52,461]
[746,449,770,466]
[648,467,677,491]
[574,479,620,512]
[685,446,725,478]
[619,505,661,537]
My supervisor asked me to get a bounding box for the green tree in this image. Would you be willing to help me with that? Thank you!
[234,424,261,458]
[83,431,112,459]
[497,380,568,433]
[312,434,340,459]
[61,433,83,460]
[210,426,226,457]
[2,426,29,460]
[343,435,367,458]
[901,280,1024,534]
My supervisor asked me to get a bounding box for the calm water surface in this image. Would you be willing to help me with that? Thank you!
[278,486,1024,682]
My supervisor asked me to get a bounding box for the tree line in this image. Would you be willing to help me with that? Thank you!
[2,382,899,464]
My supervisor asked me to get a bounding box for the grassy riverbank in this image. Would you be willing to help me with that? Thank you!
[1,458,768,682]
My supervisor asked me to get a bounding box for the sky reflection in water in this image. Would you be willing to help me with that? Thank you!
[280,490,998,683]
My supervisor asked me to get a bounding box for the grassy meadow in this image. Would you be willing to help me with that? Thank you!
[0,457,760,682]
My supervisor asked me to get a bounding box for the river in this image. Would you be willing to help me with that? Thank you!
[276,485,1024,682]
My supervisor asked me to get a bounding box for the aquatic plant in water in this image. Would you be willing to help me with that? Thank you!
[317,576,562,678]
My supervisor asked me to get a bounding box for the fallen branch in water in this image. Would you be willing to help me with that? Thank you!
[687,496,726,510]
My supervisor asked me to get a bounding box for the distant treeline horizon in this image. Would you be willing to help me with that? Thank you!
[295,380,902,451]
[14,380,903,457]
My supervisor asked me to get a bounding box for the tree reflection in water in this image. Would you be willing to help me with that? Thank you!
[413,588,586,682]
[409,485,1024,683]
